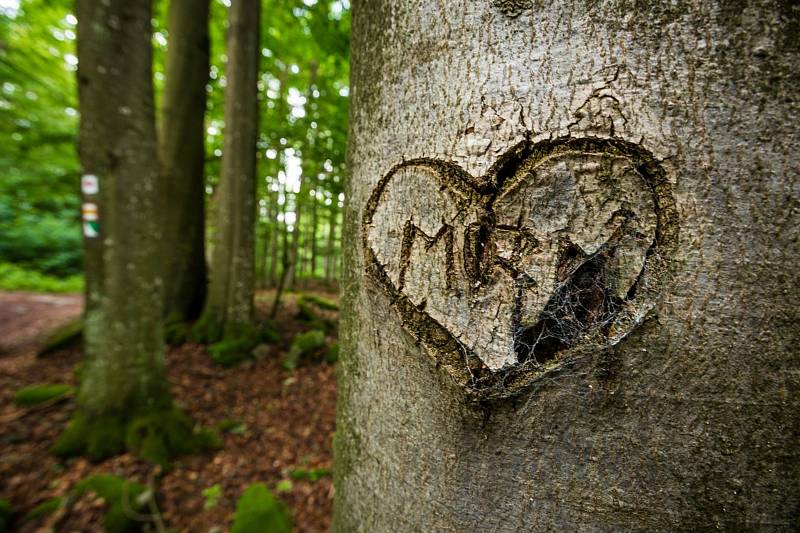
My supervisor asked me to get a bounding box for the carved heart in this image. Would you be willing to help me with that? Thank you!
[363,137,676,398]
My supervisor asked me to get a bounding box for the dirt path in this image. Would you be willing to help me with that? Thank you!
[0,291,83,357]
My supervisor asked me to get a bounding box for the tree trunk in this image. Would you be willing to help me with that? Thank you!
[309,180,318,278]
[205,0,260,328]
[158,0,210,322]
[74,0,167,418]
[268,188,280,287]
[325,205,336,282]
[335,1,800,531]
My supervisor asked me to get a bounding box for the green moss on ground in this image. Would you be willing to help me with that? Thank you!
[326,342,340,364]
[207,322,279,367]
[24,497,62,521]
[283,330,327,370]
[14,383,74,406]
[298,293,339,311]
[164,313,189,346]
[190,311,224,345]
[37,319,83,357]
[73,474,149,533]
[296,295,339,333]
[0,498,10,533]
[288,467,332,481]
[231,483,291,533]
[52,407,221,467]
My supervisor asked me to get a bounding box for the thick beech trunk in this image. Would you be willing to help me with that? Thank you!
[75,0,168,416]
[205,0,260,328]
[159,0,210,322]
[335,1,800,530]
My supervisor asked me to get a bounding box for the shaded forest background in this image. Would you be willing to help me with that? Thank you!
[0,0,349,292]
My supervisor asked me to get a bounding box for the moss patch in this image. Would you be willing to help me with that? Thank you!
[0,498,10,533]
[24,497,62,521]
[14,383,74,406]
[73,474,149,533]
[288,466,331,482]
[164,313,189,346]
[36,319,82,357]
[208,322,278,367]
[190,311,224,344]
[231,483,291,533]
[53,407,221,467]
[283,329,327,370]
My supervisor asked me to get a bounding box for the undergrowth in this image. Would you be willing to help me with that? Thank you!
[0,262,83,293]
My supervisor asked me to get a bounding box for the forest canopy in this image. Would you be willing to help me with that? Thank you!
[0,0,349,287]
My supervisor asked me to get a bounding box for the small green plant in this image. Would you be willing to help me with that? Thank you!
[288,467,332,482]
[14,384,73,406]
[283,329,326,370]
[202,484,222,510]
[274,479,293,493]
[72,474,150,533]
[217,418,248,435]
[37,319,83,357]
[0,262,83,293]
[230,483,291,533]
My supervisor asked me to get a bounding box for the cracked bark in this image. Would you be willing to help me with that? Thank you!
[335,1,800,530]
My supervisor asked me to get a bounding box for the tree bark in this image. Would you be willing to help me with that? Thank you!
[335,1,800,531]
[75,0,168,415]
[158,0,210,322]
[205,0,260,328]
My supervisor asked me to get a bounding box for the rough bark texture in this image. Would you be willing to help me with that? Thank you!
[159,0,210,322]
[205,0,260,327]
[335,1,800,530]
[75,0,168,414]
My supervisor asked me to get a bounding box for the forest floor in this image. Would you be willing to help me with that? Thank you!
[0,288,338,532]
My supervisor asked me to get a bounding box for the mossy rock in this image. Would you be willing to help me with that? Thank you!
[298,293,339,311]
[231,483,291,533]
[0,498,10,533]
[37,319,82,358]
[208,322,279,367]
[14,383,74,406]
[53,407,221,467]
[73,474,149,533]
[283,330,327,370]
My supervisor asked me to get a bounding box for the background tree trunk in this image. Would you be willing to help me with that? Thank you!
[158,0,210,322]
[75,0,167,415]
[335,1,800,531]
[205,0,260,328]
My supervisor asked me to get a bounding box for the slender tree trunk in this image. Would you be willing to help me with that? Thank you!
[335,1,800,531]
[309,185,318,278]
[74,0,167,417]
[324,205,336,282]
[268,188,279,287]
[259,199,272,288]
[205,0,260,329]
[158,0,210,322]
[286,182,303,290]
[271,181,291,317]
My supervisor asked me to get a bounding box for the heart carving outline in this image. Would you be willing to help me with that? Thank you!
[362,137,677,400]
